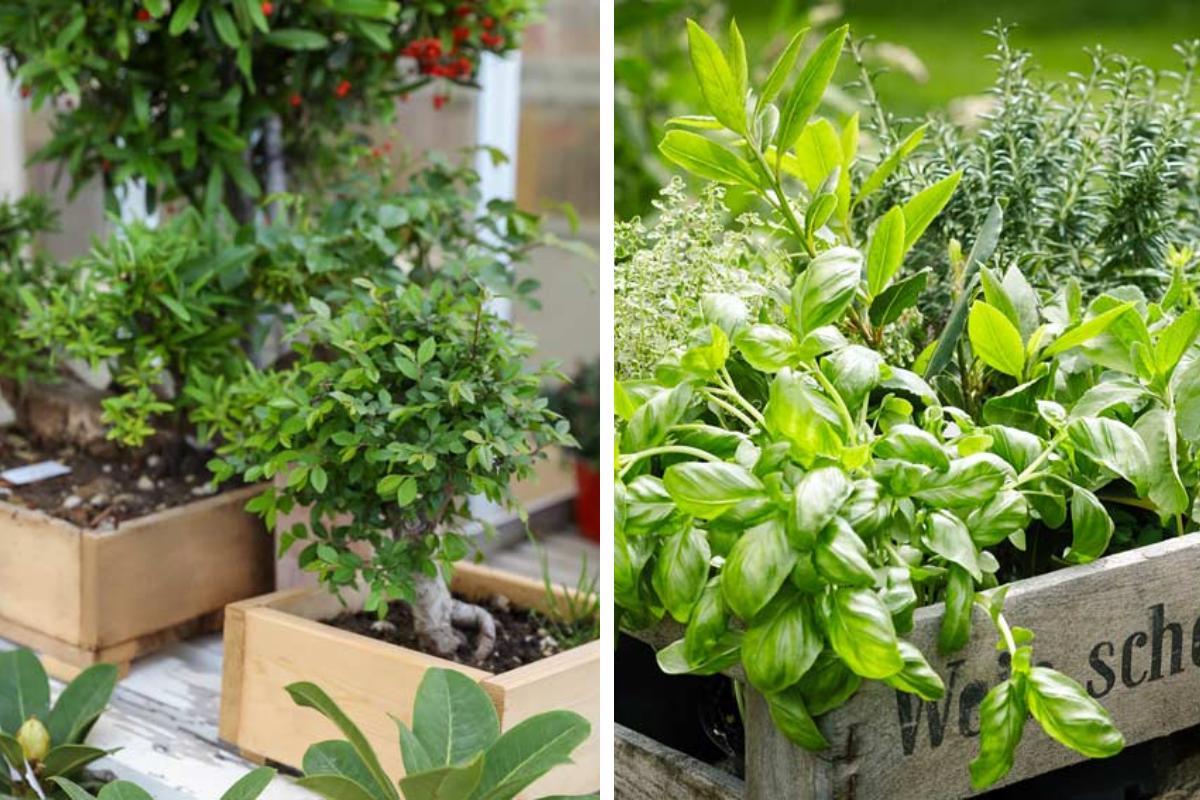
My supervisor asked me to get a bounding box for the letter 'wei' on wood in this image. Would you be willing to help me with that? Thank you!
[745,533,1200,799]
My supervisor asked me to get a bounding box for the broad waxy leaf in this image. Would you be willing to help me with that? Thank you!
[659,131,761,188]
[855,124,928,207]
[411,669,500,768]
[790,247,863,337]
[742,594,822,693]
[653,526,711,622]
[966,489,1030,547]
[823,588,904,679]
[763,369,845,465]
[48,663,118,745]
[884,640,946,701]
[399,754,484,800]
[924,511,982,581]
[797,650,862,715]
[821,345,883,410]
[901,172,962,252]
[469,711,591,800]
[685,579,730,665]
[221,768,278,800]
[874,424,948,470]
[1025,667,1124,759]
[0,649,50,735]
[766,684,829,751]
[814,517,876,587]
[938,566,973,654]
[620,383,693,452]
[1043,302,1135,357]
[662,461,765,519]
[1065,486,1113,564]
[970,677,1027,790]
[304,741,380,794]
[736,324,798,372]
[685,19,746,133]
[1065,417,1150,496]
[869,269,928,328]
[792,119,843,194]
[914,454,1011,509]
[791,466,852,549]
[1134,409,1189,520]
[969,301,1025,378]
[757,28,808,113]
[722,519,797,620]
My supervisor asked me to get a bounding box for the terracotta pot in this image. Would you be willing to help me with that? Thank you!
[574,458,601,542]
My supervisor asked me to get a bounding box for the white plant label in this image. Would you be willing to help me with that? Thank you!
[0,461,71,485]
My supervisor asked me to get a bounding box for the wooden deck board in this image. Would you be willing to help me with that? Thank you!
[0,529,596,797]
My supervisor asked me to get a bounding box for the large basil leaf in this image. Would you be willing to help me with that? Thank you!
[624,476,678,532]
[823,588,904,679]
[874,424,948,470]
[657,635,742,676]
[791,466,852,549]
[736,324,799,372]
[969,676,1027,790]
[914,454,1011,509]
[797,650,862,715]
[765,684,829,751]
[722,518,797,620]
[821,345,883,410]
[814,517,876,587]
[1025,667,1124,758]
[923,511,982,581]
[653,526,712,622]
[938,566,973,654]
[789,247,862,337]
[966,489,1030,547]
[685,579,730,665]
[763,369,845,465]
[1065,417,1150,496]
[883,641,945,701]
[1134,408,1189,520]
[620,384,694,452]
[743,594,822,693]
[1069,378,1149,419]
[1065,485,1114,564]
[662,461,765,520]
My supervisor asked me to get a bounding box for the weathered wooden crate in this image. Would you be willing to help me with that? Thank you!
[220,561,600,798]
[616,723,743,800]
[0,484,273,679]
[634,533,1200,799]
[760,533,1200,798]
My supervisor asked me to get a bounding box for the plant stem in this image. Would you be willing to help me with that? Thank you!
[617,445,723,479]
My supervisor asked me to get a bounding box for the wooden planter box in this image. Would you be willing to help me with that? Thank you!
[633,533,1200,799]
[0,484,273,679]
[616,724,743,800]
[220,561,600,798]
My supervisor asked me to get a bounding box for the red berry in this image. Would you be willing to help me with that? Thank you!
[335,79,351,98]
[136,8,151,21]
[482,16,495,29]
[452,26,470,43]
[433,94,448,110]
[481,32,503,48]
[19,85,30,98]
[261,1,274,15]
[289,93,301,107]
[101,159,112,173]
[456,3,473,17]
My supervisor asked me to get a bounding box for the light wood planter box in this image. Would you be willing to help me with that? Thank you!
[220,561,600,798]
[632,533,1200,799]
[0,484,273,680]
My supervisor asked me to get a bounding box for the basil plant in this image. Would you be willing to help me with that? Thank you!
[609,17,1191,790]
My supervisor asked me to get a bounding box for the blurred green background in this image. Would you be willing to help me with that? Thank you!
[616,0,1200,217]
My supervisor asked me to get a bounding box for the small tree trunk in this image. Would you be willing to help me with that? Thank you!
[411,570,497,663]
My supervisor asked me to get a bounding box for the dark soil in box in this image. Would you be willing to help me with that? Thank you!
[329,591,593,672]
[0,428,230,528]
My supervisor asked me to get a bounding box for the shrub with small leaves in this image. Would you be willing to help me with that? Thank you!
[0,194,59,390]
[208,276,572,658]
[0,0,536,216]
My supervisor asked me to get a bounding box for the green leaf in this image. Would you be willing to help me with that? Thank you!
[721,519,796,621]
[1154,309,1200,377]
[820,345,883,411]
[814,517,876,587]
[790,466,852,549]
[1134,409,1189,520]
[265,28,331,50]
[775,25,848,153]
[662,462,764,520]
[285,683,400,800]
[870,270,930,333]
[866,206,906,297]
[765,685,828,751]
[883,641,945,701]
[728,20,748,106]
[756,28,809,113]
[399,753,484,800]
[969,677,1027,790]
[914,454,1011,509]
[791,119,843,194]
[304,740,379,788]
[412,669,500,768]
[0,649,50,734]
[221,767,277,800]
[49,779,98,800]
[653,526,711,622]
[620,384,693,452]
[97,784,155,800]
[1065,417,1150,496]
[211,6,241,47]
[48,663,118,745]
[823,588,904,679]
[685,19,746,133]
[901,172,961,251]
[39,744,109,778]
[743,594,822,694]
[924,201,1003,379]
[658,131,761,188]
[855,124,928,207]
[685,579,730,666]
[923,511,982,581]
[796,650,861,715]
[296,774,379,800]
[735,324,798,372]
[0,732,22,770]
[965,489,1030,547]
[764,369,845,465]
[969,302,1025,378]
[469,711,591,800]
[1025,667,1124,758]
[1043,302,1135,357]
[1064,486,1113,564]
[790,246,862,337]
[938,566,973,654]
[874,424,948,470]
[169,0,202,35]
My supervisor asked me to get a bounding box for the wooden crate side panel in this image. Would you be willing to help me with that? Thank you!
[84,486,272,647]
[231,606,489,774]
[0,503,82,642]
[483,640,601,796]
[452,560,582,619]
[615,724,744,800]
[757,533,1200,800]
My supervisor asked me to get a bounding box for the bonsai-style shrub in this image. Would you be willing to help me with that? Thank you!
[548,358,600,468]
[208,277,572,660]
[17,209,257,449]
[615,17,1200,790]
[0,649,118,798]
[52,767,276,800]
[0,0,535,216]
[0,195,59,392]
[287,668,594,800]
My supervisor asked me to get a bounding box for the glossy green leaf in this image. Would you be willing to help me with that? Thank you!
[743,594,822,693]
[620,384,693,452]
[855,124,928,208]
[296,774,378,800]
[938,566,973,654]
[821,345,883,411]
[411,669,499,768]
[1134,408,1189,520]
[685,20,746,133]
[901,172,962,251]
[823,588,904,679]
[304,741,380,792]
[1025,667,1124,759]
[869,268,928,328]
[220,767,277,800]
[766,684,828,751]
[791,466,852,549]
[923,511,982,581]
[756,28,809,112]
[792,119,843,193]
[1065,417,1150,496]
[966,489,1030,547]
[796,650,862,715]
[653,526,711,622]
[874,424,948,470]
[866,206,906,296]
[763,369,845,465]
[659,130,761,187]
[264,28,330,49]
[48,663,118,745]
[790,246,862,336]
[685,579,730,665]
[914,454,1011,509]
[40,744,109,778]
[969,677,1027,790]
[883,641,945,701]
[1043,302,1135,357]
[398,753,484,800]
[969,301,1025,378]
[814,517,876,587]
[722,519,796,621]
[663,461,764,520]
[735,324,798,372]
[1064,486,1113,564]
[470,711,591,800]
[775,25,847,153]
[0,649,50,734]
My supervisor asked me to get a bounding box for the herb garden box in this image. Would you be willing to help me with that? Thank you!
[630,533,1200,799]
[219,560,601,798]
[0,483,272,679]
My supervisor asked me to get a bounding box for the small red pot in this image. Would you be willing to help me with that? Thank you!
[574,458,601,542]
